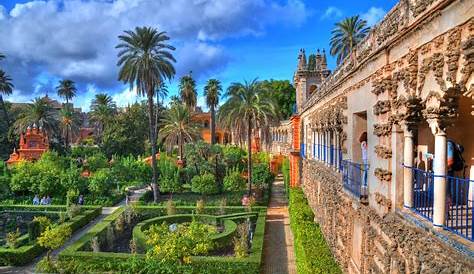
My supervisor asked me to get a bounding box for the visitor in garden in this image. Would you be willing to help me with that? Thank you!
[33,194,40,205]
[78,194,84,205]
[40,196,47,205]
[46,195,52,205]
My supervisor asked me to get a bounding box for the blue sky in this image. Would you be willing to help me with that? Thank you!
[0,0,397,111]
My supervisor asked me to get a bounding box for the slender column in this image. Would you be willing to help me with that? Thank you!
[429,119,447,227]
[403,126,415,208]
[469,165,474,208]
[334,130,340,170]
[325,130,329,165]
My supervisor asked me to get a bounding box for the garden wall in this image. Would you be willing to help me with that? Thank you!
[300,160,474,273]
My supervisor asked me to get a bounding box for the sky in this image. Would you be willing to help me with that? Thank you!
[0,0,398,112]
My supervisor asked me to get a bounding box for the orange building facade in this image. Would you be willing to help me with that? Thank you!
[192,112,230,144]
[6,125,49,165]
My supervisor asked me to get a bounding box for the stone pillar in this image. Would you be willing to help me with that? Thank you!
[290,115,301,187]
[429,119,447,227]
[325,130,330,166]
[403,126,415,208]
[469,165,474,207]
[335,130,340,170]
[391,124,404,211]
[332,130,338,170]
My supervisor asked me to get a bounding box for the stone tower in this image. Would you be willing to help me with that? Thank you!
[294,48,331,113]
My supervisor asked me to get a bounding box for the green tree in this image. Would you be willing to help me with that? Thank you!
[204,79,222,144]
[36,225,71,270]
[259,80,296,120]
[116,26,176,203]
[330,15,370,64]
[101,102,149,157]
[59,105,82,150]
[218,79,278,195]
[89,93,116,143]
[56,79,77,105]
[160,103,201,161]
[14,97,58,137]
[179,74,197,111]
[0,70,13,132]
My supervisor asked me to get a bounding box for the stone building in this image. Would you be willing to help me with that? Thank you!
[6,125,49,165]
[269,0,474,272]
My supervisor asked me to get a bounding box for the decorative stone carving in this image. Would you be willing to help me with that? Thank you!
[446,28,462,84]
[418,53,445,92]
[374,192,392,212]
[374,145,392,159]
[460,34,474,88]
[411,0,436,18]
[373,100,391,115]
[375,7,401,46]
[374,168,392,182]
[373,123,392,137]
[422,86,461,124]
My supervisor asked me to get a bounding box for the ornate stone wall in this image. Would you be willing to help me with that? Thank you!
[301,159,474,273]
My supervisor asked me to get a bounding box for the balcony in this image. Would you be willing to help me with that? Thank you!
[341,160,369,200]
[407,166,473,241]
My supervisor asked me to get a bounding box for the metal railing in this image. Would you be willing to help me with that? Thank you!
[444,175,473,241]
[341,160,369,198]
[407,166,473,241]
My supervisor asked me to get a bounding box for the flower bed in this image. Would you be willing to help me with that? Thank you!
[59,206,267,274]
[0,205,101,266]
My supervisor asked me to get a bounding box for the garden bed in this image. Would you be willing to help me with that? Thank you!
[59,205,267,274]
[0,205,101,266]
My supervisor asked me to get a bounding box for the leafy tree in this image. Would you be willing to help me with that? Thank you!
[158,157,180,193]
[117,26,176,203]
[56,79,77,105]
[160,103,201,161]
[223,167,246,192]
[330,15,370,64]
[101,102,149,157]
[191,173,218,195]
[204,79,222,144]
[14,97,59,138]
[223,146,246,171]
[259,80,296,120]
[0,69,14,131]
[88,168,115,197]
[89,93,116,143]
[218,79,278,195]
[179,74,197,111]
[59,105,82,150]
[37,224,71,271]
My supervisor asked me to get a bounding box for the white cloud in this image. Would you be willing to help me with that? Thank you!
[112,87,142,110]
[361,7,386,26]
[321,6,343,20]
[0,0,309,105]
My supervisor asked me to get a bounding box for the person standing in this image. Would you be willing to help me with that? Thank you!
[78,194,84,205]
[33,195,40,205]
[359,132,368,187]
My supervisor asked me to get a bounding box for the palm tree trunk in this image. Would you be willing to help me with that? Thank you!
[210,105,216,145]
[66,126,70,150]
[247,118,252,196]
[0,95,11,132]
[179,133,184,162]
[147,95,159,203]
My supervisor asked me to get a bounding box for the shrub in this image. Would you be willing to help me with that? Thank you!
[233,222,249,258]
[166,199,176,216]
[67,204,81,219]
[196,199,205,214]
[251,163,274,189]
[158,157,181,193]
[223,168,246,192]
[6,229,21,248]
[37,224,72,265]
[289,188,341,274]
[223,146,246,170]
[86,153,108,172]
[88,168,115,196]
[33,216,52,232]
[28,220,42,242]
[191,173,219,195]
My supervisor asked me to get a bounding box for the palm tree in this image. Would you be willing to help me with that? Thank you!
[218,79,278,195]
[179,74,197,111]
[160,103,201,161]
[56,79,77,105]
[59,105,81,149]
[204,79,222,144]
[155,82,169,136]
[0,70,14,131]
[89,93,116,142]
[116,26,176,202]
[15,97,58,137]
[330,15,370,64]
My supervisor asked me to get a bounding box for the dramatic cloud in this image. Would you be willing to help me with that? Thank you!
[0,0,308,109]
[321,6,343,20]
[362,7,386,26]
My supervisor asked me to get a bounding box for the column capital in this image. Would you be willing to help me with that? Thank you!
[427,118,447,136]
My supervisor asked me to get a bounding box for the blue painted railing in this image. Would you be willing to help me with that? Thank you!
[342,160,369,198]
[407,166,473,241]
[444,175,473,241]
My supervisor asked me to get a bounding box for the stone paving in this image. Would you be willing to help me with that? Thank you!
[262,176,296,274]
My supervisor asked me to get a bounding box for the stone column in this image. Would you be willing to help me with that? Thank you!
[332,130,338,170]
[469,165,474,208]
[429,119,447,227]
[403,125,415,208]
[325,130,330,166]
[335,130,340,170]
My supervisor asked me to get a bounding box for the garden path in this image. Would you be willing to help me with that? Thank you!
[262,175,296,274]
[0,186,149,274]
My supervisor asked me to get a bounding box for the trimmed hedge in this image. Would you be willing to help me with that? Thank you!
[0,205,101,266]
[59,206,267,274]
[289,188,341,274]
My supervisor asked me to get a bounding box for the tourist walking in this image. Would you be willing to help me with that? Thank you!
[33,194,40,205]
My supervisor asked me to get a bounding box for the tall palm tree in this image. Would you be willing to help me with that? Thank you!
[59,105,81,149]
[218,79,278,195]
[155,82,169,136]
[330,15,370,64]
[116,26,176,202]
[0,70,14,131]
[89,93,116,143]
[160,103,201,161]
[204,79,222,144]
[56,79,77,105]
[179,74,197,111]
[14,97,58,137]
